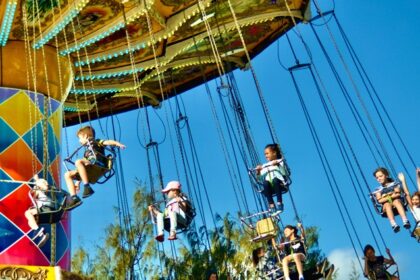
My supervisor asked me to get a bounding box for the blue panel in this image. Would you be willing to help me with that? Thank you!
[55,222,69,262]
[0,170,21,200]
[0,118,19,152]
[0,88,17,104]
[38,225,52,261]
[0,214,23,253]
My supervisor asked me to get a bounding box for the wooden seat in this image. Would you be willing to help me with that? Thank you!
[252,217,278,242]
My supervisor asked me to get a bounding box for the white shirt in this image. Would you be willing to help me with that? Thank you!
[259,159,288,183]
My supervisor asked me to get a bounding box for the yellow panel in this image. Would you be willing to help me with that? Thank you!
[0,264,59,280]
[49,109,62,141]
[256,218,278,237]
[0,90,42,136]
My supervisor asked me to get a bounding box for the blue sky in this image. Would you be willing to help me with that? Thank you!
[65,1,420,278]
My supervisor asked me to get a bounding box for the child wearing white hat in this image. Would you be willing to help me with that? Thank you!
[148,181,188,241]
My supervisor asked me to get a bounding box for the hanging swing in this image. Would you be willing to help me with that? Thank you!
[149,188,196,234]
[365,256,400,280]
[63,138,116,185]
[369,182,408,218]
[248,158,291,195]
[28,179,68,225]
[240,210,280,243]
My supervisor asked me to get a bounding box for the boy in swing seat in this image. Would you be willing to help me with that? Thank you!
[65,126,125,210]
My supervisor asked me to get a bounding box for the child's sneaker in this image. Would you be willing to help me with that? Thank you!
[155,234,164,242]
[392,224,400,233]
[82,185,94,198]
[276,203,284,213]
[65,196,82,211]
[168,231,177,240]
[32,227,44,240]
[37,233,49,248]
[403,220,411,229]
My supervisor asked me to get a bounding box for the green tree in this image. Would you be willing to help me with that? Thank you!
[71,183,154,280]
[71,184,337,279]
[348,260,362,280]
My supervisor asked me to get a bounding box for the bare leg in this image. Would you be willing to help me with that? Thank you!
[75,159,90,184]
[282,256,291,279]
[25,208,39,230]
[393,199,408,221]
[383,203,396,225]
[294,254,305,276]
[65,170,78,196]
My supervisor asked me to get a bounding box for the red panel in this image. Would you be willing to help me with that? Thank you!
[0,184,32,232]
[0,236,50,266]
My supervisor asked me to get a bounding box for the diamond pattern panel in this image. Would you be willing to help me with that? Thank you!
[0,88,17,104]
[0,170,21,200]
[0,214,23,254]
[0,118,19,153]
[0,90,42,136]
[47,123,60,163]
[0,184,32,232]
[49,109,62,141]
[0,88,69,270]
[0,139,42,181]
[55,221,69,262]
[0,236,50,266]
[22,122,44,164]
[28,91,45,115]
[48,98,61,116]
[49,156,61,187]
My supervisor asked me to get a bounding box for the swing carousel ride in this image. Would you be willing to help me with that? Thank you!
[0,0,313,278]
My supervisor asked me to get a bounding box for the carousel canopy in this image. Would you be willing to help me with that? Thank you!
[2,0,309,125]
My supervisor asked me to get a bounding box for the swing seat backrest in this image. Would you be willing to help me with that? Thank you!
[251,217,278,242]
[35,190,68,225]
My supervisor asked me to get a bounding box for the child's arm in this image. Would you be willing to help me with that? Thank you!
[148,205,161,216]
[363,257,370,278]
[398,172,412,208]
[376,191,389,204]
[416,168,420,192]
[102,140,126,149]
[297,222,305,239]
[384,248,396,265]
[390,184,402,200]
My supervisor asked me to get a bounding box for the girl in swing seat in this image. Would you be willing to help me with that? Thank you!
[373,167,410,232]
[279,223,306,280]
[363,245,399,280]
[148,181,189,242]
[255,144,289,215]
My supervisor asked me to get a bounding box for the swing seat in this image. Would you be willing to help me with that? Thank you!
[370,193,407,218]
[163,214,190,232]
[252,217,278,242]
[73,155,115,184]
[248,163,291,195]
[411,222,420,241]
[155,199,196,234]
[35,191,68,225]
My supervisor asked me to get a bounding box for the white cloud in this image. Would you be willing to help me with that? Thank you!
[327,248,362,280]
